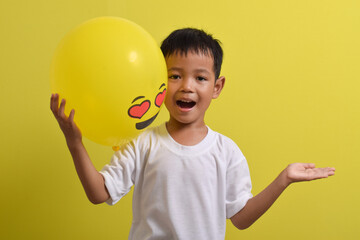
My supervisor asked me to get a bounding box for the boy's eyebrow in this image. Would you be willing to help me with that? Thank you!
[167,67,183,72]
[194,68,211,74]
[131,96,145,104]
[168,67,211,74]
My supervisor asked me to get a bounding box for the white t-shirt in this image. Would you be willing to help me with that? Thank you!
[100,123,252,240]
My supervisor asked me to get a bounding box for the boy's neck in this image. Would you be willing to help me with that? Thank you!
[166,119,208,146]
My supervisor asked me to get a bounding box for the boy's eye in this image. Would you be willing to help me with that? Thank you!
[169,75,180,79]
[197,76,207,81]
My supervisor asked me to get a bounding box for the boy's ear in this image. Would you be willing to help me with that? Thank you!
[212,76,225,99]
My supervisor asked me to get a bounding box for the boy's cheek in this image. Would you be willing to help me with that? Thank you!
[164,97,170,109]
[164,95,174,112]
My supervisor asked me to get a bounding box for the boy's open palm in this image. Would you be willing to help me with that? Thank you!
[285,163,335,183]
[50,94,82,145]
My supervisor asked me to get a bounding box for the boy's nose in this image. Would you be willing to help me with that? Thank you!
[180,77,194,92]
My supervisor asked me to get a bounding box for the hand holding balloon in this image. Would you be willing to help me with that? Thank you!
[50,17,167,147]
[50,94,82,147]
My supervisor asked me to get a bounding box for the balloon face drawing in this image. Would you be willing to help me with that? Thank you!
[128,83,166,130]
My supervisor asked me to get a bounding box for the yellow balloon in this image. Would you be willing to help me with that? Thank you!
[50,17,167,147]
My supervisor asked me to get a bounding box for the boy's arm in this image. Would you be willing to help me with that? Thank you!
[230,163,335,230]
[50,94,110,204]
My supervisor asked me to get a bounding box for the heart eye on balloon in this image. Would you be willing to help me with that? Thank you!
[155,89,166,107]
[128,100,151,119]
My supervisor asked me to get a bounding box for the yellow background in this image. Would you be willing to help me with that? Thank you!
[1,0,359,239]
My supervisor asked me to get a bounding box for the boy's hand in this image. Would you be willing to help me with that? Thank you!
[50,94,82,146]
[284,163,335,185]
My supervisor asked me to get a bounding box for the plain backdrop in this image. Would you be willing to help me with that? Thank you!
[1,0,359,239]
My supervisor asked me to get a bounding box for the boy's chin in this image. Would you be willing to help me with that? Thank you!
[168,116,205,127]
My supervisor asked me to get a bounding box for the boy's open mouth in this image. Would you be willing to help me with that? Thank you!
[176,100,196,109]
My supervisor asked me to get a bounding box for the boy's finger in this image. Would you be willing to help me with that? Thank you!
[58,98,66,118]
[68,109,75,122]
[50,94,59,115]
[303,163,316,169]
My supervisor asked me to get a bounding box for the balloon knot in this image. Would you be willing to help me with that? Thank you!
[112,146,120,151]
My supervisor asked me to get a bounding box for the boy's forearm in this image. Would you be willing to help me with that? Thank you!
[230,163,334,230]
[230,170,289,230]
[50,94,110,204]
[67,140,110,204]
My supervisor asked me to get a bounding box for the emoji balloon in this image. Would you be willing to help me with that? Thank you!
[50,17,167,147]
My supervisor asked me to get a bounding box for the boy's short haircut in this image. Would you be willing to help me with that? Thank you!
[160,28,223,79]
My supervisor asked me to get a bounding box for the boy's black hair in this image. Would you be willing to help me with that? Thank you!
[160,28,223,79]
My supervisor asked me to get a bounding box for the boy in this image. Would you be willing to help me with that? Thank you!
[50,28,335,239]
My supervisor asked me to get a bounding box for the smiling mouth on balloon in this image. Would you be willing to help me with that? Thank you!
[135,111,159,130]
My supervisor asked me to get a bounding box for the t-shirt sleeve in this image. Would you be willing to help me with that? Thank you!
[99,142,136,205]
[226,144,253,219]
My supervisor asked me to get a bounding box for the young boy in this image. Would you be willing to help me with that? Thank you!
[50,28,335,239]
